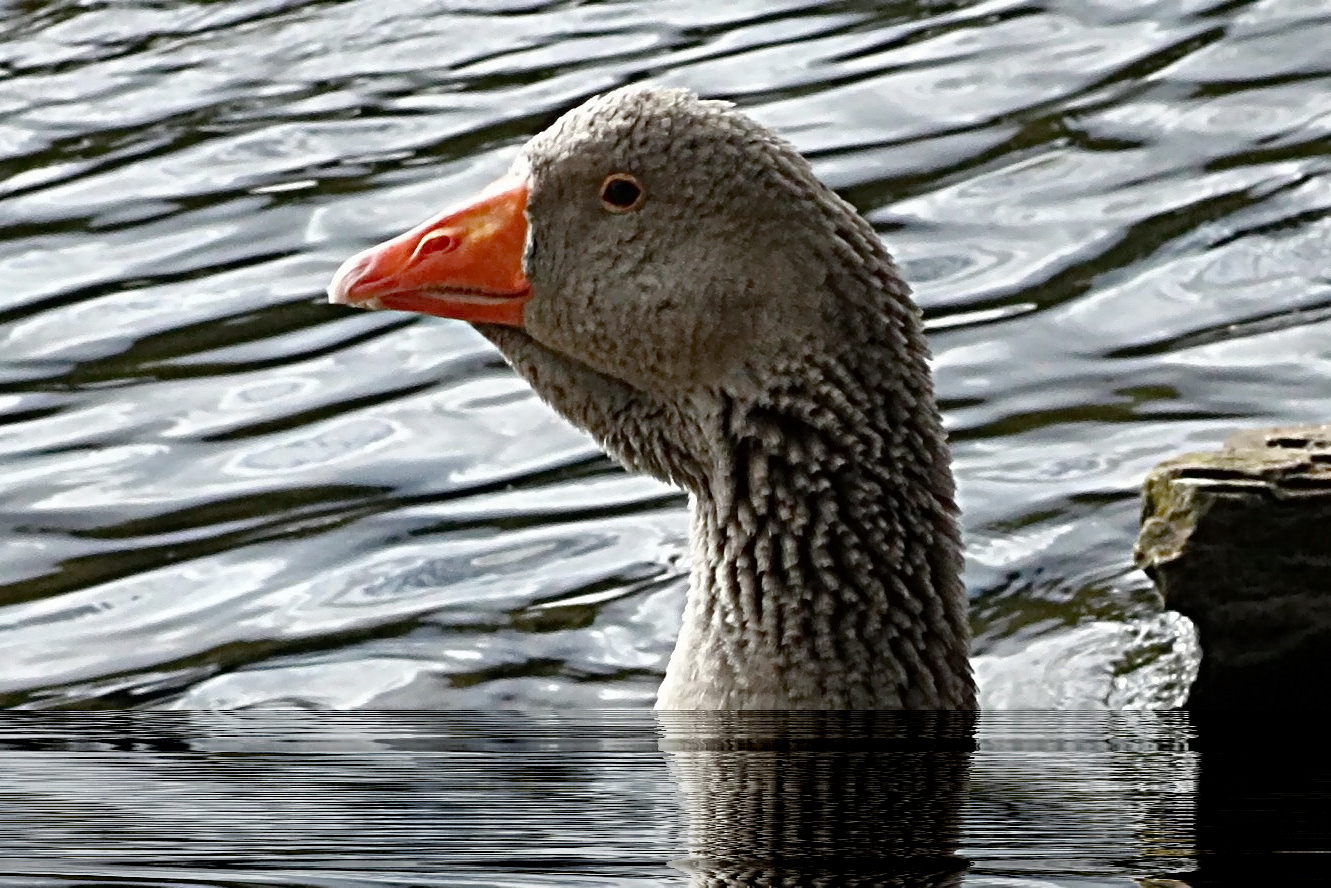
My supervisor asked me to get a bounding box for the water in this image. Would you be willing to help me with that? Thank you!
[2,0,1330,878]
[22,0,1326,711]
[1,711,1328,887]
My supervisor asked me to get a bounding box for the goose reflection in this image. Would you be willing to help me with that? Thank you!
[657,712,975,888]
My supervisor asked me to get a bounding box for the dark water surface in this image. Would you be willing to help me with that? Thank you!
[2,3,1330,697]
[2,712,1330,888]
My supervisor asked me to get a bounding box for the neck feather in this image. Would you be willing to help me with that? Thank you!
[657,345,976,710]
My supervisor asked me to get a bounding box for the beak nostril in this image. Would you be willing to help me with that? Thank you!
[412,230,460,262]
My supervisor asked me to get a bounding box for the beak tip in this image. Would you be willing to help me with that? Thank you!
[327,252,372,308]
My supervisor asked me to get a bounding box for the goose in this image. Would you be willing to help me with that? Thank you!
[328,86,976,710]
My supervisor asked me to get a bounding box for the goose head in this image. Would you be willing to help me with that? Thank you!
[329,86,975,710]
[331,88,884,406]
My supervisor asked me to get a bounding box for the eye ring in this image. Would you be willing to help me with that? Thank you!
[599,173,645,213]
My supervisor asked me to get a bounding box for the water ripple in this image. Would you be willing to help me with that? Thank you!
[0,0,1328,716]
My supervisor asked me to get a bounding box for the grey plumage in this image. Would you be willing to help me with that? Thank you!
[477,86,975,709]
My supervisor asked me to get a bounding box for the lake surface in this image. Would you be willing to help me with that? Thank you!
[3,711,1330,888]
[3,1,1331,882]
[20,0,1331,711]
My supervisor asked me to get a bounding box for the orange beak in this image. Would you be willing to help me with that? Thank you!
[327,174,532,327]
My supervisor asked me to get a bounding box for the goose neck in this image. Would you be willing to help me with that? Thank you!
[658,371,975,710]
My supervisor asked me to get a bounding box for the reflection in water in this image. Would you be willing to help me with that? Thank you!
[1181,713,1331,888]
[2,713,1329,886]
[660,713,973,888]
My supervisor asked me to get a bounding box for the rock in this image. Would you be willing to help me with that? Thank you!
[1134,425,1331,708]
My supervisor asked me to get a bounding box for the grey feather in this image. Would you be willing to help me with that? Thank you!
[479,86,975,709]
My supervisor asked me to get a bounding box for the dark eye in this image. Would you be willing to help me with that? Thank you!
[600,173,645,213]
